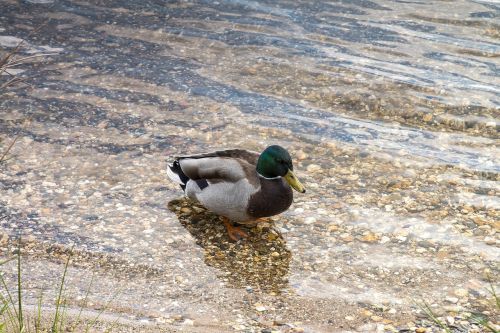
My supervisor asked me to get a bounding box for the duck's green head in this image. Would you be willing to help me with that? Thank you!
[257,145,306,193]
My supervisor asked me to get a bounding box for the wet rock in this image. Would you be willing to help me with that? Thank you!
[484,236,496,245]
[0,233,9,246]
[454,288,469,297]
[327,223,339,232]
[422,114,433,122]
[380,236,391,244]
[296,150,308,160]
[182,319,194,326]
[362,309,373,317]
[443,305,463,312]
[306,164,321,173]
[347,174,359,181]
[340,233,354,242]
[417,240,434,248]
[304,217,317,224]
[356,323,377,331]
[361,232,379,243]
[254,303,267,312]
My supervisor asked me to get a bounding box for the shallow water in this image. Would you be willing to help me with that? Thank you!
[0,0,499,332]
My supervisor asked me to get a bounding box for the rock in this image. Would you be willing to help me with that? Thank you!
[232,324,246,330]
[362,309,373,317]
[255,303,266,312]
[306,164,322,173]
[192,206,205,213]
[296,150,308,160]
[40,207,51,215]
[304,217,317,224]
[484,236,496,245]
[332,202,342,209]
[267,233,279,241]
[443,305,462,312]
[380,236,391,244]
[0,233,9,246]
[171,314,183,321]
[396,235,407,242]
[454,288,468,297]
[361,232,379,243]
[347,174,359,181]
[357,323,377,331]
[182,319,194,326]
[445,296,459,304]
[383,324,397,332]
[417,240,434,248]
[415,328,426,333]
[327,224,339,232]
[340,233,354,242]
[345,315,354,321]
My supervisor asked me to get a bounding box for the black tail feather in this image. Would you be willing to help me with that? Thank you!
[169,160,190,191]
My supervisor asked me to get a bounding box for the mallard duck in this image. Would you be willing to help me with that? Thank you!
[167,145,306,241]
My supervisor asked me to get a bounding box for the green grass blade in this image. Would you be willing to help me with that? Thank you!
[16,245,23,333]
[414,299,451,333]
[0,294,18,332]
[84,288,122,333]
[0,258,15,266]
[51,249,72,333]
[58,295,69,333]
[0,299,9,332]
[105,310,124,333]
[485,274,499,310]
[74,271,95,329]
[0,300,8,315]
[484,324,499,333]
[0,272,19,327]
[35,290,43,333]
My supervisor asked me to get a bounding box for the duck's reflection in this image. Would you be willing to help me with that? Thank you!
[168,198,291,293]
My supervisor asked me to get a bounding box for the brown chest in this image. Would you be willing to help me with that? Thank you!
[247,178,293,219]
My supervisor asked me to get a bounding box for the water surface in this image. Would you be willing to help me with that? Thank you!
[0,0,498,331]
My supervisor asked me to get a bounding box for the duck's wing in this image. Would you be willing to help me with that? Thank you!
[175,149,260,185]
[177,149,259,166]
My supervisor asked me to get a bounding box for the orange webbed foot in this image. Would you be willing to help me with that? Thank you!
[222,217,249,242]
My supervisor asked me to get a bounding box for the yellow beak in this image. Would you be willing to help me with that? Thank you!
[284,169,306,193]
